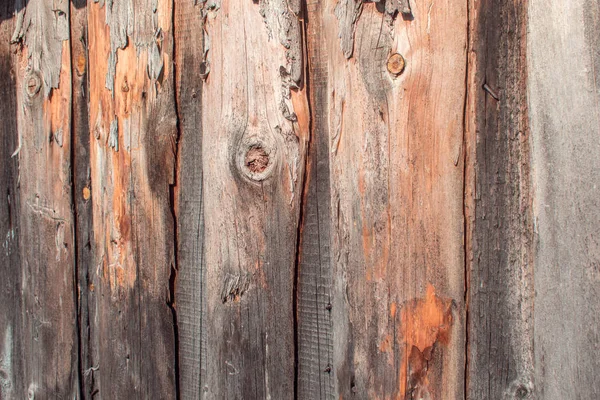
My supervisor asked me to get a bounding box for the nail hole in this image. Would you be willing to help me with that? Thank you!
[387,53,406,76]
[25,71,42,98]
[245,145,270,174]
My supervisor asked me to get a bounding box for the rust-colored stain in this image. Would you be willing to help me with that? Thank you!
[76,51,86,75]
[397,284,453,399]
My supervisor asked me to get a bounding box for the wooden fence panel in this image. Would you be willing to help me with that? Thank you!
[0,1,599,399]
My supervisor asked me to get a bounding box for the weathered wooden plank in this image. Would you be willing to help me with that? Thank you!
[296,0,335,398]
[464,0,535,398]
[173,1,206,399]
[85,0,177,397]
[0,3,23,398]
[70,0,94,398]
[9,0,80,397]
[199,0,309,397]
[304,0,467,398]
[529,0,600,398]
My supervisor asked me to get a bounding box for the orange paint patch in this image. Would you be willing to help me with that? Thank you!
[398,284,453,399]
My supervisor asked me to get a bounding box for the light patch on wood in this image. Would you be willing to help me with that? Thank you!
[12,0,70,96]
[0,325,13,398]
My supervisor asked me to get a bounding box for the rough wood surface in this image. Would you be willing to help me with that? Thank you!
[71,1,94,398]
[84,0,178,397]
[173,1,205,399]
[197,0,309,397]
[464,0,535,398]
[296,0,335,397]
[2,1,600,399]
[302,0,468,398]
[10,0,80,398]
[0,3,22,398]
[529,0,600,397]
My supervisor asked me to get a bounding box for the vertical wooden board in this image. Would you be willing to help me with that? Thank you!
[529,0,600,397]
[86,0,177,397]
[200,0,308,397]
[464,0,535,398]
[297,0,335,398]
[10,0,79,397]
[173,1,205,399]
[304,0,467,398]
[0,3,23,398]
[70,0,93,397]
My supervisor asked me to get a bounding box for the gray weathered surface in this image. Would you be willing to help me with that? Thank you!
[296,0,334,397]
[173,1,206,398]
[465,0,535,398]
[0,3,22,398]
[197,0,308,397]
[10,0,80,398]
[529,0,600,397]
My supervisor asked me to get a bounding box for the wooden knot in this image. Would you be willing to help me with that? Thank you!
[387,53,406,76]
[25,70,42,98]
[236,136,277,183]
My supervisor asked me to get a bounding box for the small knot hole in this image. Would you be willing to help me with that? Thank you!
[245,146,270,174]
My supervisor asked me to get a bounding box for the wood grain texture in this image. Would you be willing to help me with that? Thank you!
[85,0,177,397]
[464,0,535,398]
[0,3,22,398]
[199,0,308,397]
[71,0,94,398]
[10,0,80,397]
[296,0,335,397]
[173,1,206,399]
[529,0,600,397]
[304,0,467,398]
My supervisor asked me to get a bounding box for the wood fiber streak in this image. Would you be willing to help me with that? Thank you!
[297,0,334,397]
[173,1,206,399]
[199,0,308,397]
[465,0,534,398]
[85,0,177,398]
[306,0,468,398]
[0,3,22,398]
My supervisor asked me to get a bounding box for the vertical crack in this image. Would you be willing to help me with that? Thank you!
[293,3,312,398]
[169,1,181,398]
[68,4,84,398]
[462,0,473,397]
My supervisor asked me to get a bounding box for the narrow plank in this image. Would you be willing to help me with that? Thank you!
[200,0,309,397]
[85,0,177,397]
[529,0,600,397]
[306,0,467,397]
[10,0,79,397]
[465,0,535,398]
[297,0,335,397]
[0,2,23,398]
[70,0,94,397]
[173,1,206,399]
